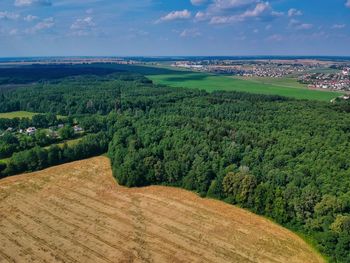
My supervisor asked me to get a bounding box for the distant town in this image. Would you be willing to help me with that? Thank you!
[172,59,317,77]
[171,59,350,93]
[299,68,350,92]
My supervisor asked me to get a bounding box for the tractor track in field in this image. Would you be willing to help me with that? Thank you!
[0,156,325,263]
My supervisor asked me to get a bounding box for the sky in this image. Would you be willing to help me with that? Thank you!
[0,0,349,57]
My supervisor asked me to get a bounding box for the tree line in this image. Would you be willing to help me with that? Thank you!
[108,91,350,262]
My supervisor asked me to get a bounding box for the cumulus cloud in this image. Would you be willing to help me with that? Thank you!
[191,0,207,6]
[9,29,18,35]
[180,28,201,37]
[288,8,302,17]
[157,10,191,23]
[289,19,313,30]
[71,16,95,30]
[209,2,277,24]
[194,11,208,21]
[24,14,38,22]
[240,2,271,19]
[295,23,313,30]
[332,24,346,29]
[70,16,96,36]
[288,18,299,26]
[209,0,256,11]
[346,0,350,8]
[192,1,283,25]
[26,17,54,33]
[266,34,283,41]
[0,11,20,20]
[15,0,52,7]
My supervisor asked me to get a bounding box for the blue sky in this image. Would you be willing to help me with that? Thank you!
[0,0,349,56]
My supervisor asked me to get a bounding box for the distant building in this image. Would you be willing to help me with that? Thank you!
[26,127,36,135]
[73,125,83,132]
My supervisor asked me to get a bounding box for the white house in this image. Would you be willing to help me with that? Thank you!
[26,127,36,135]
[73,125,83,132]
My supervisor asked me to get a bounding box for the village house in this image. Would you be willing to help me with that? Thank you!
[73,125,83,133]
[26,127,36,135]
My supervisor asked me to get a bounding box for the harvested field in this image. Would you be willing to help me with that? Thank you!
[0,157,324,263]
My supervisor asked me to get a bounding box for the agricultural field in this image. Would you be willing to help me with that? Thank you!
[0,156,324,263]
[148,71,342,102]
[0,111,38,119]
[0,158,9,164]
[43,137,84,149]
[236,76,308,89]
[0,111,66,120]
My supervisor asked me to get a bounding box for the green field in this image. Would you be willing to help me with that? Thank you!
[0,111,38,119]
[0,158,9,164]
[237,76,308,89]
[0,111,66,120]
[148,72,342,101]
[46,137,83,149]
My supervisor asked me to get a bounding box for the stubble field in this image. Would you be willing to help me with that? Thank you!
[0,157,324,263]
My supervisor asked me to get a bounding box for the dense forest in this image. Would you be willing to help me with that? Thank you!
[0,65,349,262]
[108,91,350,262]
[0,65,121,84]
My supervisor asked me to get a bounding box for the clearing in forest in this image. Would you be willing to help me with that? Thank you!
[0,111,38,119]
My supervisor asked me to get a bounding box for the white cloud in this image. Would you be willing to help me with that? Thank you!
[209,2,274,24]
[70,16,96,36]
[288,8,302,17]
[191,0,207,6]
[266,34,283,41]
[15,0,52,7]
[295,23,313,30]
[289,19,313,30]
[346,0,350,8]
[289,18,299,26]
[332,24,346,29]
[17,0,51,7]
[0,11,20,20]
[271,11,284,17]
[210,0,256,11]
[26,17,54,34]
[157,10,191,23]
[180,28,201,37]
[9,29,18,35]
[24,14,38,22]
[240,2,271,19]
[71,16,95,30]
[194,11,208,21]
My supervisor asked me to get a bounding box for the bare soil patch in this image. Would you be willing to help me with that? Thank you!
[0,157,324,263]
